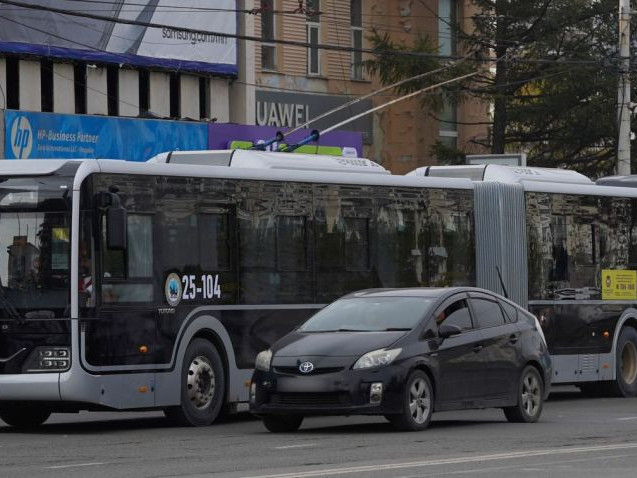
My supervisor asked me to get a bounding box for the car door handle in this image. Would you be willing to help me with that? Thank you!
[473,344,483,353]
[509,334,520,344]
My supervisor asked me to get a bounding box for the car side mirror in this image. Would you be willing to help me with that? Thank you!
[438,324,462,339]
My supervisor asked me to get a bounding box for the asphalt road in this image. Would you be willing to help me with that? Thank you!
[1,387,637,477]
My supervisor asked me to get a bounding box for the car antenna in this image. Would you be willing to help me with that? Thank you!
[496,266,509,299]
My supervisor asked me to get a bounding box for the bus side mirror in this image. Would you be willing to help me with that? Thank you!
[107,206,127,250]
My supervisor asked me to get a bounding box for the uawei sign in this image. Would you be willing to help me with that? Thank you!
[256,91,373,144]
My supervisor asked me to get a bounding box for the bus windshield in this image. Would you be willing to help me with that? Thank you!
[0,176,72,318]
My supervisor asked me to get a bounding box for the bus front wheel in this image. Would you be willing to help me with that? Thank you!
[164,338,226,426]
[0,405,51,428]
[609,327,637,397]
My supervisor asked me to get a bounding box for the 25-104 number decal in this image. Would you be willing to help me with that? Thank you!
[181,274,221,300]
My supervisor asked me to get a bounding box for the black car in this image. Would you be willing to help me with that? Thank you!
[250,287,551,432]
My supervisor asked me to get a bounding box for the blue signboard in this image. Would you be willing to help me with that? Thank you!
[4,111,207,161]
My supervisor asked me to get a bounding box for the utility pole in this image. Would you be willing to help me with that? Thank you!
[618,0,632,175]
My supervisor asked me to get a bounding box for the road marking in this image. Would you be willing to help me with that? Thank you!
[45,462,105,470]
[274,444,317,450]
[616,416,637,421]
[241,442,637,478]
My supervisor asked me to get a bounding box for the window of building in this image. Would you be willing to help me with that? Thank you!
[199,77,210,119]
[438,99,458,150]
[40,59,53,112]
[6,57,19,110]
[169,72,180,118]
[139,69,150,114]
[306,0,321,76]
[261,0,277,71]
[438,0,457,57]
[351,0,363,80]
[106,65,119,116]
[74,62,87,114]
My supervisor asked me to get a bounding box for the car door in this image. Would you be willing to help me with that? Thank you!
[428,295,485,408]
[468,293,522,402]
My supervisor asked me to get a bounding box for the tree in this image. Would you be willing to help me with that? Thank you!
[365,0,629,176]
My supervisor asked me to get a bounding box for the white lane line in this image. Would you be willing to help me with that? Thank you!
[241,442,637,478]
[275,444,317,450]
[44,462,105,470]
[616,416,637,421]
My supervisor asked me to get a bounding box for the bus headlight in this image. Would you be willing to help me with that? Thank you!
[23,347,71,373]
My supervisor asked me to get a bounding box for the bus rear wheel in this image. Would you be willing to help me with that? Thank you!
[0,405,51,428]
[608,327,637,398]
[164,338,225,426]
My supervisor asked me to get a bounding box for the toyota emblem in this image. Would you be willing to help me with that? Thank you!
[299,361,314,373]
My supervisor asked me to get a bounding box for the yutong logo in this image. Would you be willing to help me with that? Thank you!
[10,115,33,159]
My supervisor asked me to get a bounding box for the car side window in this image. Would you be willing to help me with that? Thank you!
[471,298,506,328]
[435,299,472,331]
[501,301,519,323]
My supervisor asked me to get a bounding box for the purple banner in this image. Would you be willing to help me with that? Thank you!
[209,123,363,158]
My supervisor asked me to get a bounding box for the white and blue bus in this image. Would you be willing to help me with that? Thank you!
[0,151,634,427]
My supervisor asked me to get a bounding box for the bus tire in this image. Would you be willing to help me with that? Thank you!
[608,327,637,398]
[0,405,51,428]
[164,338,225,427]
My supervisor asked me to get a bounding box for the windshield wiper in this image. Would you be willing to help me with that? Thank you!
[336,328,372,332]
[382,327,412,331]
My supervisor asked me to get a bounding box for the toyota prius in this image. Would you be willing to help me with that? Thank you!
[250,287,551,432]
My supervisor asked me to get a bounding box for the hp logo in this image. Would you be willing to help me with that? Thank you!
[10,116,33,159]
[298,361,314,374]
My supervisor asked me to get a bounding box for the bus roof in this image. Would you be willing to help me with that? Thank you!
[147,149,390,175]
[596,175,637,187]
[408,164,593,185]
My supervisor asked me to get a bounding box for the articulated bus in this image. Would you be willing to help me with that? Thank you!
[0,151,635,428]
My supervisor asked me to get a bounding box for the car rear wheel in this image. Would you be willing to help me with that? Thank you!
[262,415,303,432]
[504,365,543,423]
[0,405,51,428]
[387,370,433,431]
[164,338,225,427]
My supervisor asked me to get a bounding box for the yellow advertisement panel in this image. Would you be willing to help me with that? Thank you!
[602,269,637,300]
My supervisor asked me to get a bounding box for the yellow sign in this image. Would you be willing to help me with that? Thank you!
[602,269,637,300]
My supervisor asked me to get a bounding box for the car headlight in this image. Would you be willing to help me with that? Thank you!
[353,348,401,370]
[255,349,273,372]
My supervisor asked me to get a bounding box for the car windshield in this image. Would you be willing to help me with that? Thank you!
[0,176,72,319]
[299,296,433,332]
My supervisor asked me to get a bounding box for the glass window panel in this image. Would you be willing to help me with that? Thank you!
[277,216,307,271]
[471,298,506,328]
[350,0,361,26]
[345,217,369,271]
[127,215,153,278]
[306,0,320,22]
[352,29,363,80]
[200,213,230,271]
[435,299,472,331]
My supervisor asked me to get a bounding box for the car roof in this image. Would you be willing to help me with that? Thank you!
[341,287,494,300]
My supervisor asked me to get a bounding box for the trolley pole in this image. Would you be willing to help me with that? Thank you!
[618,0,632,175]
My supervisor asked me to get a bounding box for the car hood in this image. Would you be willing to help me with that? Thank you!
[272,330,406,358]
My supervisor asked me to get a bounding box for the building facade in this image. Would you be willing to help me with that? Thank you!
[253,0,489,173]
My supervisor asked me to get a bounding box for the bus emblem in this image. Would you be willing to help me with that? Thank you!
[165,273,182,307]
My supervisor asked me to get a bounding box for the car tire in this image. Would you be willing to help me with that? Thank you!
[164,338,225,427]
[0,405,51,428]
[387,370,434,432]
[606,327,637,398]
[503,365,544,423]
[262,415,303,432]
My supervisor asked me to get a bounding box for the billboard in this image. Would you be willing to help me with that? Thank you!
[0,0,237,75]
[4,110,207,161]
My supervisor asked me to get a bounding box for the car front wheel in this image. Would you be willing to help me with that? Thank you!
[504,365,544,423]
[387,370,433,431]
[262,415,303,432]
